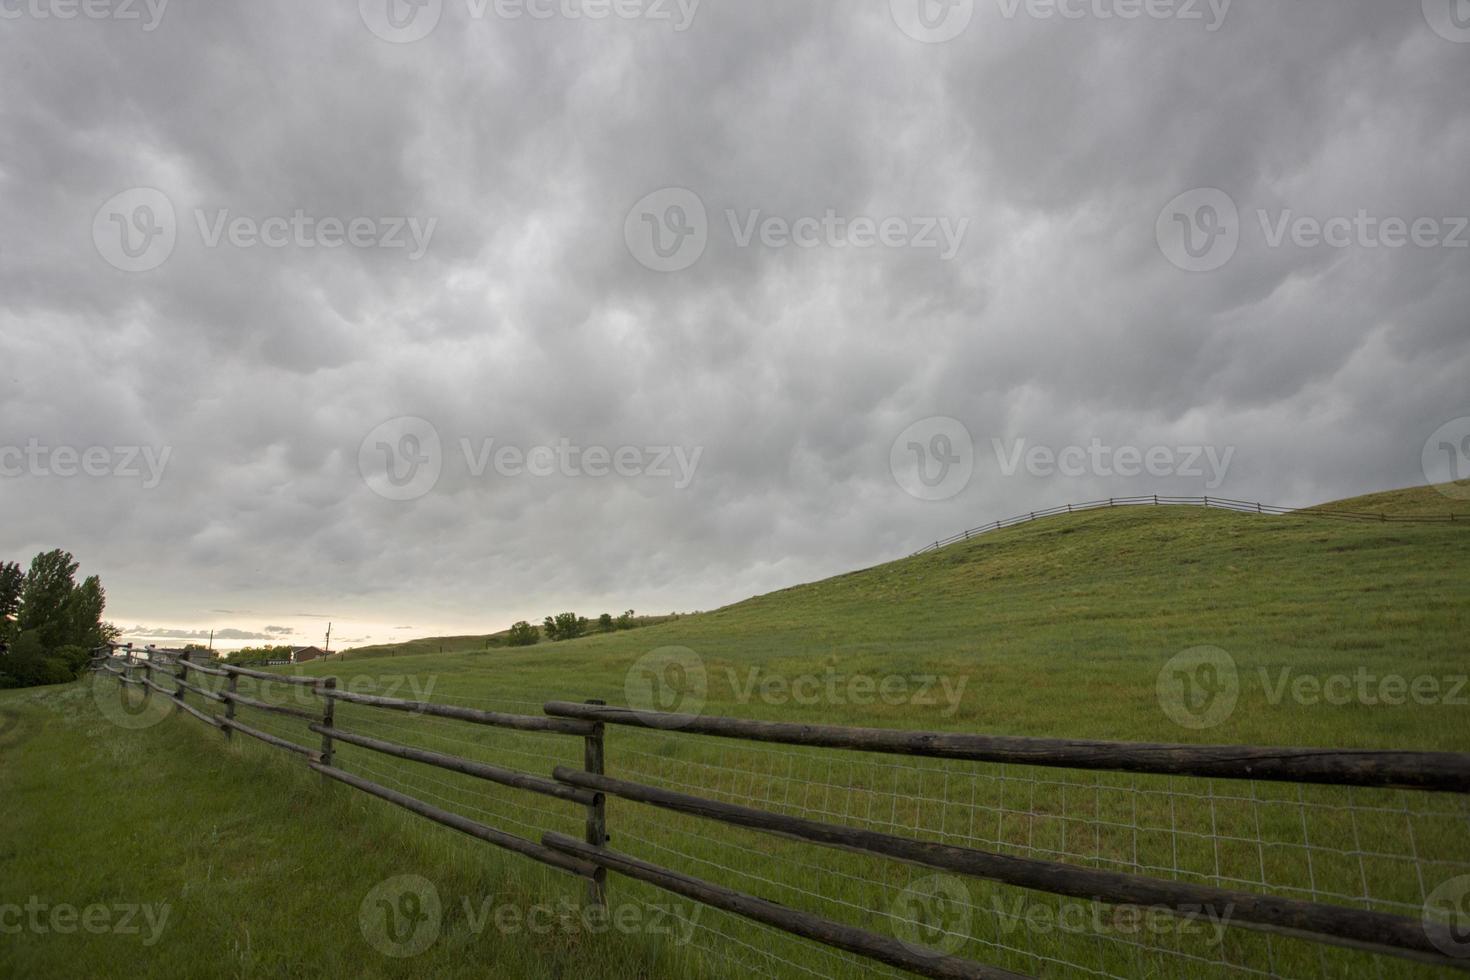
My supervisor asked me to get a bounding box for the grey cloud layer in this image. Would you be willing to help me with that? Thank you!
[1,1,1466,636]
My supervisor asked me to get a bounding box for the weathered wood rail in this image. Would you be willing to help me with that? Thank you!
[92,645,1470,978]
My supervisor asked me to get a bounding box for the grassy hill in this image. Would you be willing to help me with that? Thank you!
[298,483,1468,748]
[4,484,1467,979]
[332,615,683,661]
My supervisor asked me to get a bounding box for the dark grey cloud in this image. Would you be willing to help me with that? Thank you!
[2,1,1467,645]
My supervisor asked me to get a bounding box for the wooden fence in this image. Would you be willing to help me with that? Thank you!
[91,645,1470,979]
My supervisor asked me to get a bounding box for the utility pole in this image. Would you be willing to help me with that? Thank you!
[324,622,332,657]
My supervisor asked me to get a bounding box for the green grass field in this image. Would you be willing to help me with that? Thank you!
[4,485,1468,978]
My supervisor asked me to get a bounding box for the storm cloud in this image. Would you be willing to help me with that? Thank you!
[2,1,1466,645]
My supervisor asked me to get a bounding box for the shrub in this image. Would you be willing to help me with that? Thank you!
[506,621,539,647]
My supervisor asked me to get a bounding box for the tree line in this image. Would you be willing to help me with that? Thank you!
[505,610,659,647]
[0,550,117,688]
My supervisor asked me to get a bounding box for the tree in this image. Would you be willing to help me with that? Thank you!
[551,612,584,642]
[542,616,559,642]
[0,561,21,639]
[17,550,79,648]
[229,644,295,665]
[598,613,614,633]
[616,609,636,630]
[506,621,539,647]
[62,576,107,649]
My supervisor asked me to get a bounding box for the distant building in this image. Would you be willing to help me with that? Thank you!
[291,646,325,664]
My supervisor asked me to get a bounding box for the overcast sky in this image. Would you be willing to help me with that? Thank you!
[2,1,1467,648]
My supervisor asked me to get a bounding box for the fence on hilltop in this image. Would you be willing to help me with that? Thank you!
[911,495,1467,556]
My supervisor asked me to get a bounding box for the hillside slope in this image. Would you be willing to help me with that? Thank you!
[289,484,1470,751]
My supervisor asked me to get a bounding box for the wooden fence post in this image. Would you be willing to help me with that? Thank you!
[175,650,190,708]
[143,654,153,702]
[224,668,238,741]
[319,677,337,773]
[582,698,608,909]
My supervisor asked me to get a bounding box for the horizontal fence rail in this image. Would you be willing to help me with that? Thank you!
[912,494,1467,555]
[90,645,1470,978]
[542,702,1470,792]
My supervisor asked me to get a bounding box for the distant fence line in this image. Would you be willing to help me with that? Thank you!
[912,494,1466,556]
[91,644,1470,979]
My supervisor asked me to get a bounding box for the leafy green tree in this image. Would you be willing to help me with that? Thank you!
[542,616,559,641]
[598,613,614,633]
[17,550,79,648]
[551,612,584,641]
[0,551,112,687]
[62,576,107,649]
[616,609,636,630]
[229,644,296,665]
[506,621,539,647]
